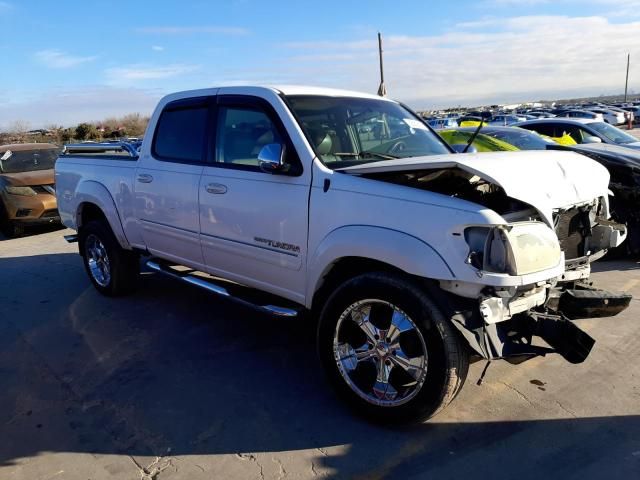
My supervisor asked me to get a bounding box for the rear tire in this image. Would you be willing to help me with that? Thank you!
[79,220,139,296]
[317,272,468,425]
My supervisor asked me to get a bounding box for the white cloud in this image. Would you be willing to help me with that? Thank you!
[279,15,640,108]
[483,0,550,5]
[34,49,97,69]
[0,87,160,130]
[105,63,200,85]
[151,45,164,52]
[135,26,249,35]
[481,0,640,17]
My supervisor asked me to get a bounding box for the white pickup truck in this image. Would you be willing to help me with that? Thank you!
[56,86,631,424]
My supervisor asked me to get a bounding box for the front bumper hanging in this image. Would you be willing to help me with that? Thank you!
[556,286,632,319]
[457,285,632,365]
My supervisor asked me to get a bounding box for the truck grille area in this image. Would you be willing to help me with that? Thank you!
[554,207,592,260]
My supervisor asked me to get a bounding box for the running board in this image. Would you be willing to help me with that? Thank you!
[145,260,299,318]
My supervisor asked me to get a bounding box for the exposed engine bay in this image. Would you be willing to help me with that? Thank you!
[361,167,537,220]
[360,167,626,267]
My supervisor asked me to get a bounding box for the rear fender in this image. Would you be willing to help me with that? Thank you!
[74,181,130,249]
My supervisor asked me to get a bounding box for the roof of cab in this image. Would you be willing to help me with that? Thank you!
[162,85,393,103]
[271,85,392,101]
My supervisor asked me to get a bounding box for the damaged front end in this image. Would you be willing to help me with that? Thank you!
[435,215,631,365]
[435,281,631,365]
[553,200,627,283]
[346,152,631,364]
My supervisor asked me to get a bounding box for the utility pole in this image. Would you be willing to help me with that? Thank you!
[377,32,387,97]
[624,53,630,102]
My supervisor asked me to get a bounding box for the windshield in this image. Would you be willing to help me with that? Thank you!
[285,95,450,168]
[588,122,638,145]
[0,147,60,173]
[483,128,555,150]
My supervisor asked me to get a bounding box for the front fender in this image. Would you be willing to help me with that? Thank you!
[73,181,130,249]
[306,225,455,308]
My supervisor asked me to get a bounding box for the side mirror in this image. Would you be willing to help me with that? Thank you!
[451,144,478,154]
[582,136,602,144]
[258,143,288,174]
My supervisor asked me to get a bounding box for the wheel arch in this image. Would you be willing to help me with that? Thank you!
[74,181,130,249]
[307,225,456,310]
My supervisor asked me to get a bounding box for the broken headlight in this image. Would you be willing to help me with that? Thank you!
[465,223,561,275]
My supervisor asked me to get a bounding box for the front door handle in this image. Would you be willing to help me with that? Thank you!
[206,183,227,194]
[137,174,154,183]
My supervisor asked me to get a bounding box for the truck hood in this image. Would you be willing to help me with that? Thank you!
[341,150,610,225]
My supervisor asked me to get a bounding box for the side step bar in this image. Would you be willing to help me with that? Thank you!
[64,234,79,243]
[146,260,299,318]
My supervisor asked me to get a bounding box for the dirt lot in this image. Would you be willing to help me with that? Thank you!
[0,226,639,480]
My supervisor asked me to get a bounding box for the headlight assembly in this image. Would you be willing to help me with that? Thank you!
[4,185,37,196]
[465,223,561,276]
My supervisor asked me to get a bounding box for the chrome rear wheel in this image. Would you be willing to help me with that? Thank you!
[85,233,111,287]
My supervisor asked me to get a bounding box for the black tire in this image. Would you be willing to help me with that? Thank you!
[0,220,24,238]
[317,272,468,424]
[79,219,139,296]
[0,202,25,237]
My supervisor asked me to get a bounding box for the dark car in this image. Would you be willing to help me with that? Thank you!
[559,143,640,254]
[515,118,640,150]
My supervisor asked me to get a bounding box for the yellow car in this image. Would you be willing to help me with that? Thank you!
[0,143,60,237]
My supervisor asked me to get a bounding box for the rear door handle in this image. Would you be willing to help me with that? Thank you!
[206,183,227,194]
[137,174,154,183]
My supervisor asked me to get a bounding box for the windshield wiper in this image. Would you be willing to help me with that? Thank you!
[333,151,399,160]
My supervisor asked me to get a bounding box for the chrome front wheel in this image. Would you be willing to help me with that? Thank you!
[333,299,428,407]
[318,272,469,424]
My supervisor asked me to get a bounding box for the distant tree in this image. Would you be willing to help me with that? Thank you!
[61,128,73,143]
[75,123,96,141]
[87,127,101,141]
[121,113,148,137]
[9,120,31,135]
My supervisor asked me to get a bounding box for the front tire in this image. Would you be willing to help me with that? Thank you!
[79,220,139,296]
[317,272,468,424]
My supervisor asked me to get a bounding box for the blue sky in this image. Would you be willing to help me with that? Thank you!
[1,0,640,128]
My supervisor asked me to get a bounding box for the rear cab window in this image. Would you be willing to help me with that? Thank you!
[152,97,210,163]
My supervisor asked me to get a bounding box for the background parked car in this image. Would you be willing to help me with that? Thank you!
[588,108,626,125]
[558,110,605,122]
[489,114,527,126]
[515,118,640,150]
[427,117,459,129]
[0,143,61,237]
[445,126,555,150]
[438,129,519,151]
